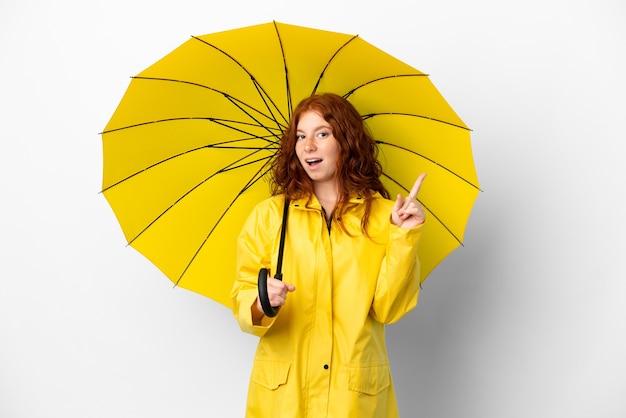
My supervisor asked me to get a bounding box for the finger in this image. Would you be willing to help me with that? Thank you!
[267,278,285,292]
[407,173,427,201]
[267,279,296,299]
[397,196,414,219]
[269,293,286,307]
[392,194,404,214]
[269,278,295,291]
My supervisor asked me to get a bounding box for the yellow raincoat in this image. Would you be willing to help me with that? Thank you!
[231,192,422,418]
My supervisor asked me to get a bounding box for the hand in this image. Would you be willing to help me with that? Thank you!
[256,277,296,313]
[391,173,426,229]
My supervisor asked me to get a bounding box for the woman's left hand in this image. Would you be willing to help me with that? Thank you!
[391,173,426,229]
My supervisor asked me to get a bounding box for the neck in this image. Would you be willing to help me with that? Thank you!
[313,181,338,218]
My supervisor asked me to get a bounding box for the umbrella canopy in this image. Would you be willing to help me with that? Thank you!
[101,21,480,307]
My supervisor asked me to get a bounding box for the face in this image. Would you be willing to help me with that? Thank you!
[295,110,341,190]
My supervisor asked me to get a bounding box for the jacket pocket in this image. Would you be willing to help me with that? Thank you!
[250,359,291,390]
[346,363,391,395]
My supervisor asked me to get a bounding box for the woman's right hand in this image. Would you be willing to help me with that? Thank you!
[256,277,296,314]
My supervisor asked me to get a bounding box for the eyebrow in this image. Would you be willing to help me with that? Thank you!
[297,124,331,133]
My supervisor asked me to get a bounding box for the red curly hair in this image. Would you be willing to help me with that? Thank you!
[270,93,390,233]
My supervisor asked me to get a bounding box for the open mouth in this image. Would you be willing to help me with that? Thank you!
[306,158,323,166]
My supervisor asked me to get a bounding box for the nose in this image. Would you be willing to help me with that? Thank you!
[303,138,316,152]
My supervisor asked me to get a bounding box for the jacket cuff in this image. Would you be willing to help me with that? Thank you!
[237,289,277,336]
[389,221,424,244]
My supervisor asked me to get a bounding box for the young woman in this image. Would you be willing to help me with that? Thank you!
[231,93,426,417]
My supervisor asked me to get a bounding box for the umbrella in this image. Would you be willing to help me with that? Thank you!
[101,21,480,307]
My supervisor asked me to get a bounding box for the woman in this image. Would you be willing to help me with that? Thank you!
[231,93,426,417]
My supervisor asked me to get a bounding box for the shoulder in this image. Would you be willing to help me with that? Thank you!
[252,194,287,214]
[246,194,288,227]
[344,191,394,217]
[369,191,395,213]
[239,195,287,238]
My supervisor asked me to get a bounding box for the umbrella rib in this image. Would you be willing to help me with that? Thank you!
[190,36,289,128]
[382,173,465,246]
[363,111,470,131]
[221,93,287,140]
[343,73,427,97]
[101,120,280,193]
[310,34,360,97]
[101,141,273,193]
[376,140,481,191]
[272,21,292,119]
[123,75,288,132]
[125,150,274,247]
[174,160,273,288]
[101,115,282,135]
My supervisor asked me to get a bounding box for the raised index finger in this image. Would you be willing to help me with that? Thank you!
[407,173,427,200]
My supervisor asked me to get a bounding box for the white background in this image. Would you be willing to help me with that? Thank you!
[1,0,625,417]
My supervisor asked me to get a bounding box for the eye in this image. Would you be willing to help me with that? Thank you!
[317,131,329,139]
[296,134,305,141]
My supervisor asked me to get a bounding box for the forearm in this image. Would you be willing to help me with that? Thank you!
[371,223,423,323]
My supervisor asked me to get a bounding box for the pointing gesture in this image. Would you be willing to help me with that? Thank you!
[391,173,427,229]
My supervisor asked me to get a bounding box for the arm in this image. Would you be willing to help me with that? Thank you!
[370,222,423,324]
[230,201,277,336]
[230,198,295,335]
[371,173,426,323]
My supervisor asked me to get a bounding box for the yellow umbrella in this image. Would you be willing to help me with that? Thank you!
[101,21,480,307]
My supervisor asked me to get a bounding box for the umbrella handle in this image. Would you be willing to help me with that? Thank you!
[258,268,280,317]
[257,198,289,318]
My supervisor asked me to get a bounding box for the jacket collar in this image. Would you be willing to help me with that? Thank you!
[289,192,383,210]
